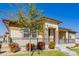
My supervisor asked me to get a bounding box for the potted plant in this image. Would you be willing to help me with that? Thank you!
[37,41,45,50]
[9,42,20,53]
[48,41,55,49]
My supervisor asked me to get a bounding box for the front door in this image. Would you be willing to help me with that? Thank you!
[48,28,55,42]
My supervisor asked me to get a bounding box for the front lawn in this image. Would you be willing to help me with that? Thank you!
[67,47,79,54]
[10,50,68,56]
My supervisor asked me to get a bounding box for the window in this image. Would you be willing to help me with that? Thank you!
[68,33,72,39]
[24,32,29,37]
[31,30,36,37]
[24,29,36,38]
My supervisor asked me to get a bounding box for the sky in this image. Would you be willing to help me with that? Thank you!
[0,3,79,37]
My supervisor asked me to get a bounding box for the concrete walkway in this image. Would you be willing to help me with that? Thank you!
[57,45,78,56]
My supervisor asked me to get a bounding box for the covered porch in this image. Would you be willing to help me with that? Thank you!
[59,30,68,44]
[58,27,76,44]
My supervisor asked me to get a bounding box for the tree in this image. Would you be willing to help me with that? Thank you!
[17,4,46,56]
[0,3,46,56]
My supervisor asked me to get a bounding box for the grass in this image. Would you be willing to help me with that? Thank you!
[67,47,79,54]
[10,50,68,56]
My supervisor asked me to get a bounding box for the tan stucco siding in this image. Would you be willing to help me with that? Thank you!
[45,23,58,29]
[37,22,59,44]
[9,27,24,38]
[66,31,68,39]
[44,22,59,45]
[68,33,76,39]
[44,22,59,38]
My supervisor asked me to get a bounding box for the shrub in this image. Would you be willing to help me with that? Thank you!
[37,41,45,50]
[26,43,35,51]
[48,41,55,49]
[9,42,20,53]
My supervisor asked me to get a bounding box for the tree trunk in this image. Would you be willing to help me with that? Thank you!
[36,30,40,55]
[42,24,45,42]
[29,29,32,56]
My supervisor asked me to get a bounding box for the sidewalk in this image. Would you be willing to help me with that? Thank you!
[57,45,78,56]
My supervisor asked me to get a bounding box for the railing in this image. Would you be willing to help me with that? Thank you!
[4,37,76,44]
[68,39,75,43]
[58,39,75,44]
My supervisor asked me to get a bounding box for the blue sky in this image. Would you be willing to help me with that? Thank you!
[0,3,79,37]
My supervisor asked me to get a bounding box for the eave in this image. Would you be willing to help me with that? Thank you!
[2,18,23,27]
[42,17,62,24]
[59,27,77,33]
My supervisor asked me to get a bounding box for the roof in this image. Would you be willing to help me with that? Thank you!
[68,30,77,33]
[59,27,71,31]
[3,19,18,25]
[59,27,77,33]
[2,18,23,28]
[41,17,62,24]
[2,17,62,28]
[2,19,16,22]
[3,18,76,33]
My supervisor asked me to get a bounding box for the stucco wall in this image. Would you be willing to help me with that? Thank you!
[68,33,76,39]
[44,22,59,45]
[45,23,58,29]
[9,27,24,38]
[76,38,79,43]
[13,39,37,47]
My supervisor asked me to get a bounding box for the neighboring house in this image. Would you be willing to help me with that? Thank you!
[0,36,3,42]
[2,17,77,47]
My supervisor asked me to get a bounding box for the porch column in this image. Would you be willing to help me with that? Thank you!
[44,28,49,43]
[66,31,68,39]
[66,31,68,43]
[55,27,59,47]
[74,34,76,43]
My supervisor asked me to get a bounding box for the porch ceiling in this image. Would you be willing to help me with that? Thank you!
[59,27,77,33]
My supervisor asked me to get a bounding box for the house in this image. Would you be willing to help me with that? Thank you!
[0,36,3,43]
[2,17,77,47]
